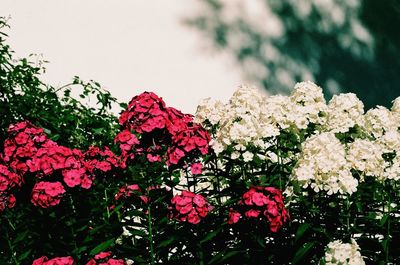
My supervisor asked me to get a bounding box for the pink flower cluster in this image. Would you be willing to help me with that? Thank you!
[86,252,125,265]
[228,187,290,232]
[31,181,66,208]
[119,92,169,133]
[170,191,211,224]
[3,121,49,174]
[167,125,210,166]
[84,146,120,174]
[117,92,210,169]
[0,121,122,211]
[32,256,74,265]
[114,130,139,165]
[0,159,21,212]
[28,143,93,189]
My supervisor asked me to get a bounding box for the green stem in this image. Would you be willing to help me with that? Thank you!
[104,189,110,219]
[385,182,391,263]
[346,197,350,237]
[213,157,222,210]
[148,205,155,265]
[5,230,18,265]
[68,194,78,252]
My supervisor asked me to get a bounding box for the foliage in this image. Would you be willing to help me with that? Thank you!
[0,17,121,149]
[186,0,400,109]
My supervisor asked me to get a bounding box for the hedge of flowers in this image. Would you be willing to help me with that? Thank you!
[1,82,400,264]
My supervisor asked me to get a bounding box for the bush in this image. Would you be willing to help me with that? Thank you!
[2,16,400,265]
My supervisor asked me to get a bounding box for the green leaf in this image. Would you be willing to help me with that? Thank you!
[379,214,389,227]
[158,237,176,248]
[13,230,29,244]
[200,227,222,244]
[89,238,115,255]
[209,250,244,264]
[17,249,32,262]
[295,223,311,242]
[292,242,315,264]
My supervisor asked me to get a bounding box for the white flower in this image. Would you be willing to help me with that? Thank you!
[231,151,240,160]
[292,132,357,195]
[363,106,397,138]
[195,97,226,126]
[210,140,224,155]
[125,259,134,265]
[383,155,400,181]
[377,129,400,153]
[325,93,364,133]
[262,95,292,130]
[201,85,280,156]
[347,139,386,181]
[324,239,365,265]
[242,151,254,162]
[391,96,400,114]
[290,81,328,128]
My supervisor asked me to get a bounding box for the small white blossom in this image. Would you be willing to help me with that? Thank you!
[231,151,240,160]
[324,239,365,265]
[242,151,254,162]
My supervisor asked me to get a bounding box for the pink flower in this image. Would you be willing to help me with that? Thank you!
[15,132,29,145]
[146,154,161,162]
[190,163,203,175]
[31,181,66,208]
[87,252,126,265]
[62,169,85,188]
[245,209,261,218]
[94,252,111,260]
[170,191,211,224]
[229,186,290,232]
[193,194,206,207]
[228,209,241,224]
[32,256,74,265]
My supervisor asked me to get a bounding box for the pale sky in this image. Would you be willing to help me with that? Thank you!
[1,0,242,114]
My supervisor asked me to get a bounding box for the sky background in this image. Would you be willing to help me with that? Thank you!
[1,0,242,114]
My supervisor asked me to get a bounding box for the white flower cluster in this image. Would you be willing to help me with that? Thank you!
[195,82,327,160]
[347,139,386,181]
[363,106,397,138]
[289,81,327,128]
[292,132,357,195]
[324,239,365,265]
[196,82,400,188]
[324,93,364,133]
[195,97,226,126]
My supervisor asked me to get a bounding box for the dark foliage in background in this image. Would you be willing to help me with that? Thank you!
[187,0,400,109]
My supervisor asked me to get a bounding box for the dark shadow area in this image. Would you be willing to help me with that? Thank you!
[187,0,400,109]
